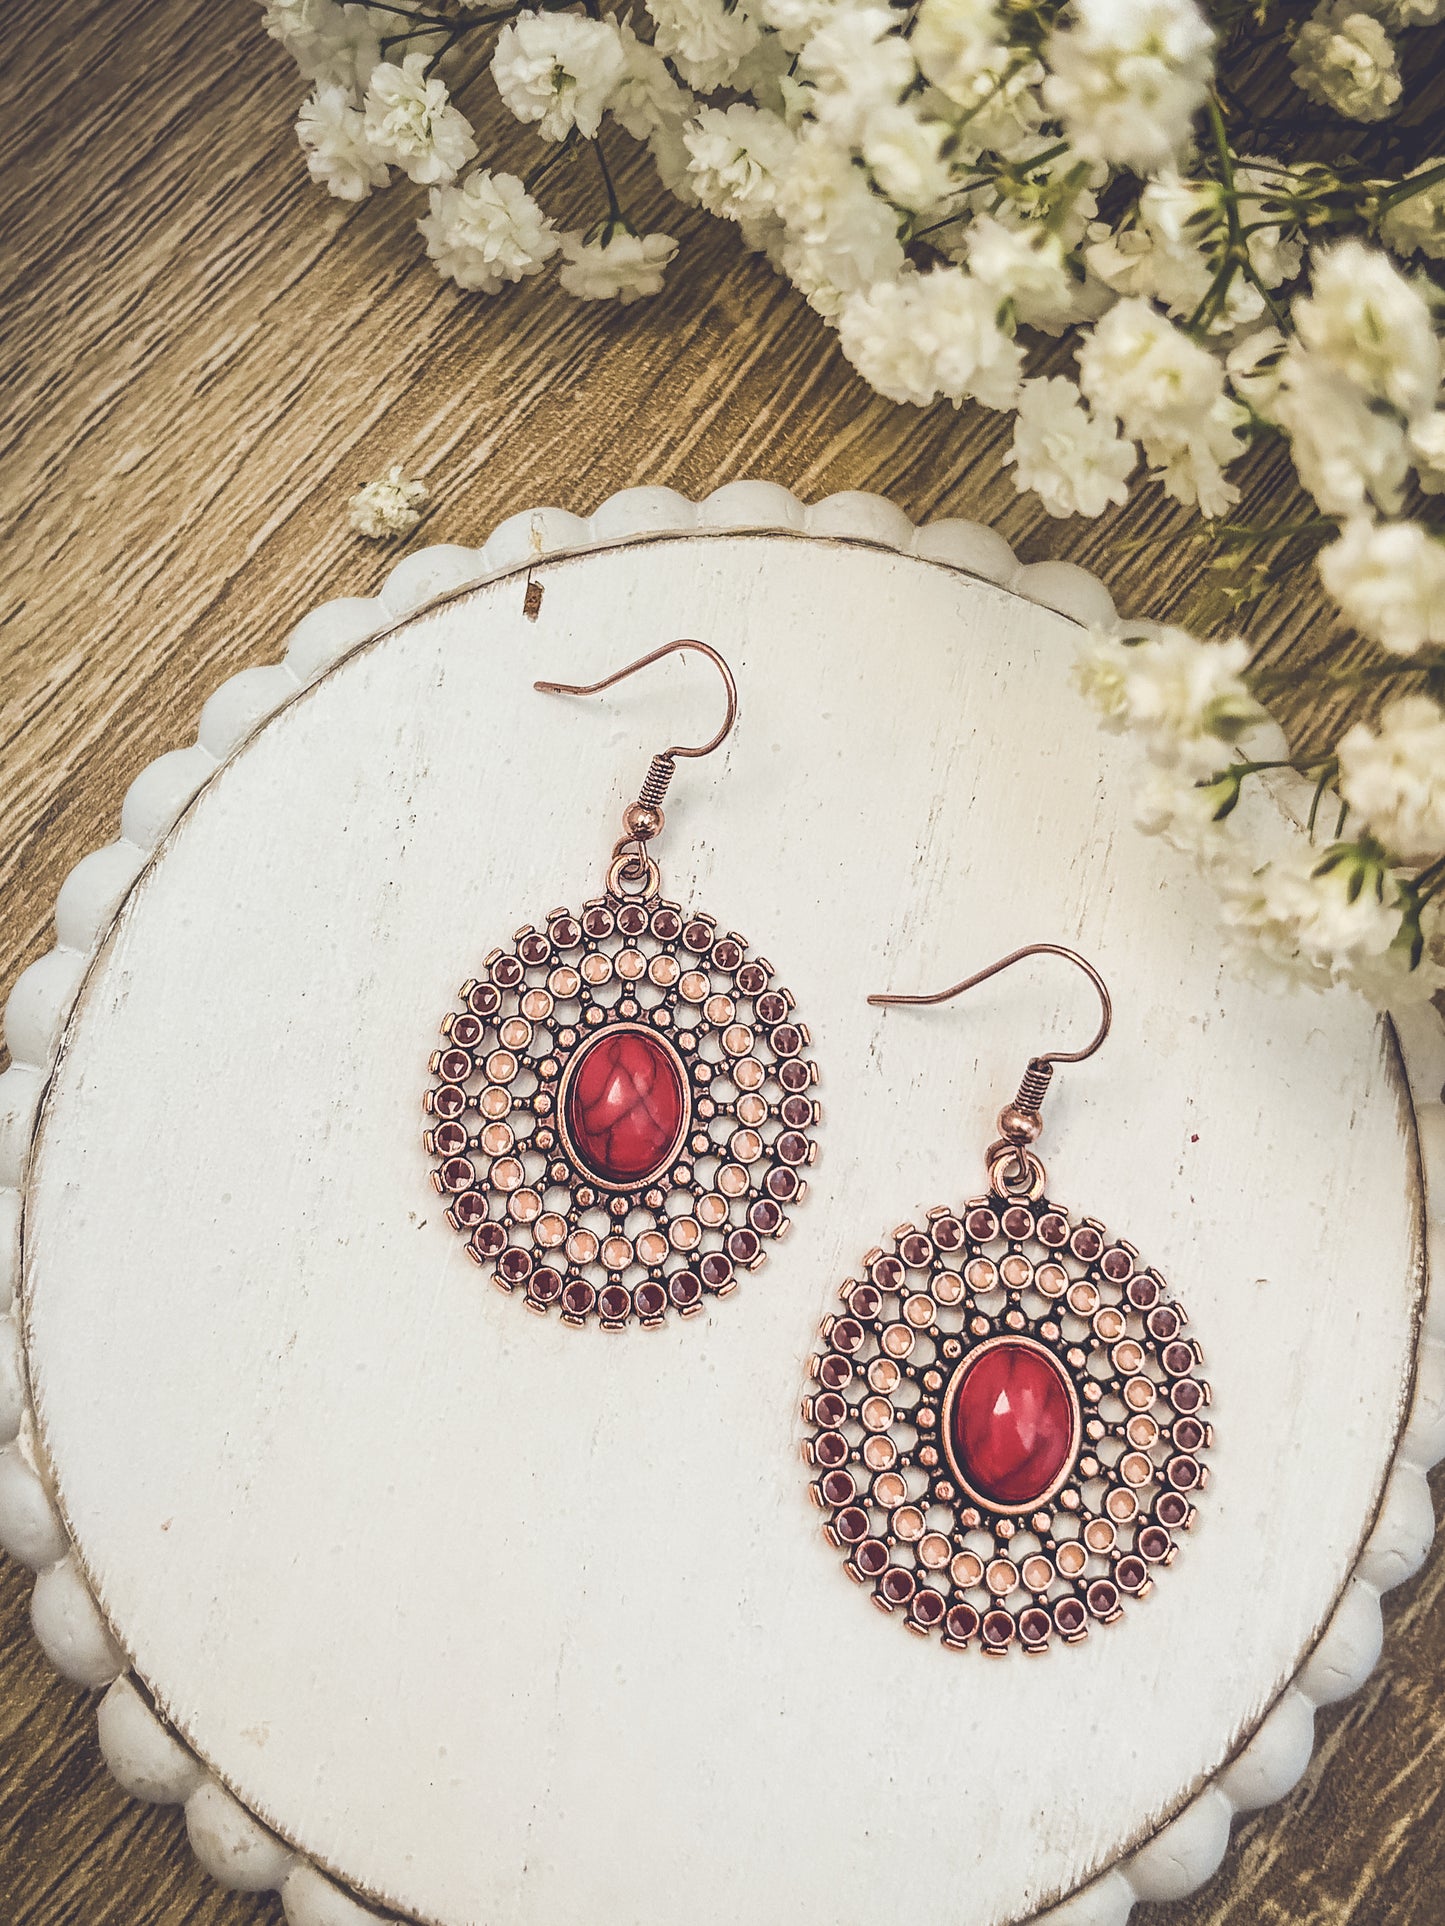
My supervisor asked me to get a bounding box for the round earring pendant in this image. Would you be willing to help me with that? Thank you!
[426,889,819,1327]
[803,1193,1209,1652]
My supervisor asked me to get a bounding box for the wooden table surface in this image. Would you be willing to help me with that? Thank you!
[1,2,1440,1920]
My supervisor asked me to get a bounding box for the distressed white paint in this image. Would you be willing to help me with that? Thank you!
[5,491,1439,1926]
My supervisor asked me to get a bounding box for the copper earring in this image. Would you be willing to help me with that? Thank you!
[424,641,819,1329]
[803,945,1210,1653]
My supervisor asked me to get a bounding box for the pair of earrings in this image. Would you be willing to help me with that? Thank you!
[424,642,1211,1655]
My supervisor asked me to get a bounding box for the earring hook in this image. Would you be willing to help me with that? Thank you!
[868,944,1111,1066]
[869,944,1113,1201]
[534,639,738,759]
[534,640,738,895]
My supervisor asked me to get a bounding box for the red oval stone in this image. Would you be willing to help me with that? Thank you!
[563,1027,687,1186]
[946,1340,1077,1510]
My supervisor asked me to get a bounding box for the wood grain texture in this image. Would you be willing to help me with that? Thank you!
[0,1,1440,1922]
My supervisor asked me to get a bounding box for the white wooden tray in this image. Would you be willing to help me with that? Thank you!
[1,483,1440,1926]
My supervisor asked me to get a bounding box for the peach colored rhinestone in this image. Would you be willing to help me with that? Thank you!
[935,1271,964,1304]
[613,949,643,981]
[535,1213,568,1248]
[1000,1254,1032,1289]
[1037,1263,1068,1297]
[1067,1281,1099,1316]
[723,1024,753,1057]
[679,971,709,1002]
[648,954,680,987]
[894,1506,925,1541]
[986,1560,1019,1595]
[862,1395,893,1431]
[500,1017,532,1050]
[737,1093,767,1127]
[874,1471,907,1507]
[548,966,581,998]
[1125,1376,1157,1410]
[1022,1555,1054,1591]
[1056,1541,1087,1577]
[669,1217,702,1251]
[1106,1487,1139,1521]
[863,1434,897,1470]
[1093,1306,1126,1341]
[1127,1414,1159,1448]
[697,1193,729,1228]
[479,1087,511,1120]
[566,1228,599,1265]
[509,1189,542,1223]
[601,1236,633,1270]
[1121,1452,1152,1486]
[952,1551,985,1587]
[904,1293,935,1327]
[882,1324,914,1358]
[919,1533,952,1569]
[1084,1518,1115,1553]
[580,954,612,985]
[521,989,553,1021]
[636,1230,669,1266]
[704,994,735,1025]
[730,1129,762,1162]
[868,1357,901,1393]
[966,1257,997,1291]
[717,1163,748,1196]
[1113,1339,1145,1374]
[480,1122,514,1156]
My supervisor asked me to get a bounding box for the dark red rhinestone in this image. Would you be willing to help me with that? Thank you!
[900,1233,932,1267]
[491,955,523,988]
[530,1267,563,1303]
[699,1252,734,1290]
[1116,1556,1147,1593]
[1037,1213,1069,1248]
[1127,1274,1160,1309]
[582,907,615,939]
[966,1208,998,1242]
[831,1317,864,1353]
[818,1355,852,1390]
[821,1469,856,1506]
[1053,1597,1087,1635]
[756,992,788,1024]
[835,1507,868,1543]
[812,1391,847,1428]
[549,916,581,949]
[932,1216,963,1251]
[777,1132,809,1166]
[1162,1341,1195,1376]
[880,1568,915,1606]
[470,1222,507,1258]
[766,1166,799,1200]
[946,1604,980,1643]
[855,1539,889,1576]
[668,1271,702,1308]
[449,1013,483,1048]
[1071,1226,1103,1261]
[912,1587,946,1626]
[735,961,767,994]
[1002,1206,1034,1241]
[1173,1417,1205,1452]
[1170,1379,1203,1413]
[726,1228,760,1265]
[780,1095,812,1129]
[1086,1579,1119,1618]
[1155,1492,1189,1527]
[599,1284,631,1321]
[433,1121,468,1157]
[849,1284,882,1319]
[635,1282,666,1318]
[1166,1455,1200,1489]
[870,1256,904,1291]
[712,939,743,970]
[1138,1525,1172,1561]
[749,1198,784,1234]
[518,934,551,965]
[1101,1246,1133,1281]
[439,1156,475,1192]
[467,982,502,1018]
[1019,1607,1052,1644]
[770,1024,801,1056]
[498,1248,533,1284]
[439,1050,472,1084]
[562,1280,596,1317]
[981,1610,1015,1648]
[1147,1305,1181,1342]
[815,1431,848,1468]
[651,908,683,941]
[433,1084,467,1119]
[616,903,648,936]
[453,1190,488,1227]
[682,921,713,952]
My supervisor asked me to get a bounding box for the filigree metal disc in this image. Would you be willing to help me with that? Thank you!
[425,890,819,1328]
[803,1194,1210,1651]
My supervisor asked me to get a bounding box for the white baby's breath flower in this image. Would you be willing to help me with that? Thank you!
[966,217,1080,329]
[1409,412,1445,494]
[419,170,559,293]
[859,103,952,214]
[1043,0,1215,174]
[610,15,694,139]
[559,228,678,302]
[349,464,428,540]
[363,53,476,186]
[1317,517,1445,655]
[1073,623,1263,774]
[1290,0,1401,122]
[1225,326,1287,414]
[1133,764,1240,859]
[777,128,906,299]
[264,0,380,91]
[491,13,628,141]
[798,6,914,144]
[646,0,760,92]
[754,0,838,52]
[1293,239,1439,419]
[296,83,390,200]
[838,270,1024,410]
[913,0,1044,147]
[1216,845,1404,994]
[1272,346,1410,514]
[684,103,795,219]
[1379,163,1445,261]
[1337,695,1445,865]
[1004,376,1135,516]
